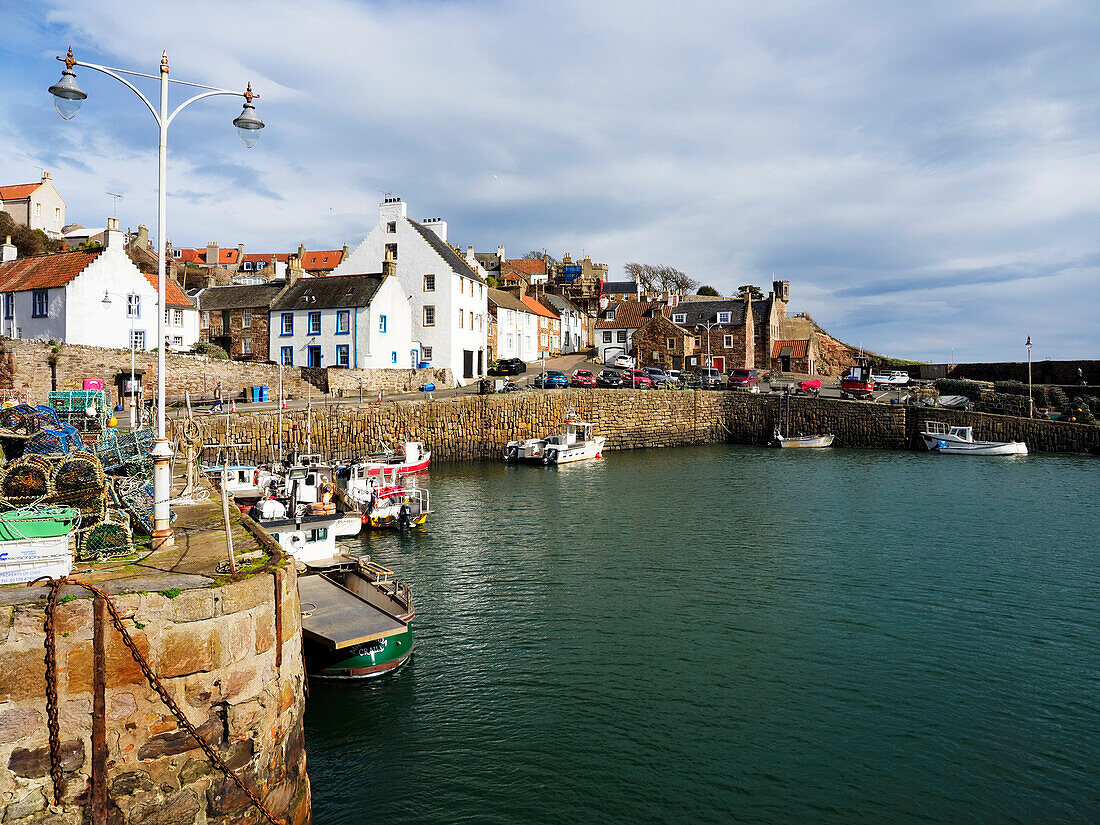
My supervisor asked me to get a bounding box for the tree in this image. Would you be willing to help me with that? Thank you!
[0,212,61,257]
[623,262,698,293]
[523,250,560,267]
[737,284,764,300]
[696,285,720,296]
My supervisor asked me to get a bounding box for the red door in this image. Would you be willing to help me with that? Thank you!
[712,356,725,373]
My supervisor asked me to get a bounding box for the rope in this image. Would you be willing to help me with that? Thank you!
[36,577,284,825]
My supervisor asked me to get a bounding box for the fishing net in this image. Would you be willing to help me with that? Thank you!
[51,451,107,519]
[48,390,108,413]
[24,423,85,457]
[0,404,46,435]
[76,508,134,561]
[94,429,154,474]
[114,476,156,534]
[0,456,54,504]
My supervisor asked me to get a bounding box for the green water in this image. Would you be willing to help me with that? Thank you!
[305,446,1099,824]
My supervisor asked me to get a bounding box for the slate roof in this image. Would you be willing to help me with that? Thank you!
[270,274,384,311]
[520,295,558,319]
[487,288,528,314]
[665,299,750,328]
[540,293,581,315]
[594,300,664,330]
[196,282,286,311]
[602,280,638,294]
[772,339,809,359]
[0,183,41,200]
[407,219,484,283]
[0,250,103,292]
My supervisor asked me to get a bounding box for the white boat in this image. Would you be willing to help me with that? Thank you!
[344,465,430,530]
[201,464,278,502]
[920,421,1027,456]
[504,413,605,465]
[355,441,431,476]
[871,370,910,386]
[773,429,835,449]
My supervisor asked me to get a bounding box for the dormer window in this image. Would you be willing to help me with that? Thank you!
[717,312,731,324]
[604,309,616,320]
[672,313,686,324]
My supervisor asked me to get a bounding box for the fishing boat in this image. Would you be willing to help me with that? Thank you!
[871,370,910,387]
[343,466,429,530]
[355,441,431,476]
[0,506,80,585]
[920,421,1028,456]
[264,459,360,538]
[840,357,875,399]
[201,464,278,503]
[504,411,605,465]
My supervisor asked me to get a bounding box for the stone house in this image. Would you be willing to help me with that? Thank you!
[520,294,561,358]
[770,338,823,375]
[664,297,755,373]
[488,288,537,362]
[0,218,197,351]
[500,258,546,288]
[631,313,697,370]
[601,280,640,303]
[333,197,488,384]
[268,260,412,370]
[0,172,66,239]
[594,300,663,364]
[194,280,289,361]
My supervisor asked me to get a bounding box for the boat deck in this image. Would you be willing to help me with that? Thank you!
[297,574,407,649]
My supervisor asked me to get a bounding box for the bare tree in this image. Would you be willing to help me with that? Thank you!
[523,250,560,267]
[624,262,698,293]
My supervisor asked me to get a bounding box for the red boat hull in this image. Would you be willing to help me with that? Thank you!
[364,457,430,476]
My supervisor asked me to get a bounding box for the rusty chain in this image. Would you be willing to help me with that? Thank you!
[37,577,283,825]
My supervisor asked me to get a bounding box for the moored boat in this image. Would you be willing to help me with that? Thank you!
[355,441,431,476]
[920,421,1027,455]
[871,370,910,387]
[201,464,278,503]
[344,465,430,530]
[772,430,835,448]
[504,412,605,465]
[840,358,875,399]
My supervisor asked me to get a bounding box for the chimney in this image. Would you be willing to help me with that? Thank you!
[497,244,505,262]
[382,247,396,280]
[204,271,215,289]
[1,236,16,263]
[422,217,447,242]
[341,243,349,260]
[41,171,51,182]
[104,217,123,249]
[236,243,244,264]
[286,255,303,286]
[379,197,408,227]
[136,224,150,250]
[206,241,218,265]
[297,243,305,259]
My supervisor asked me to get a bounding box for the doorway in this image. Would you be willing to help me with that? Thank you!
[307,346,322,368]
[463,350,474,379]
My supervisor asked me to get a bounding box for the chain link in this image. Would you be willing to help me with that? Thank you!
[38,577,284,824]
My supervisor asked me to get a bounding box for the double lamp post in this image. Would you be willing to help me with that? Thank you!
[50,47,265,543]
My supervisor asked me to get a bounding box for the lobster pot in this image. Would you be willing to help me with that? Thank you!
[0,456,54,505]
[51,451,107,519]
[48,390,108,414]
[114,478,155,534]
[24,424,85,457]
[0,405,46,436]
[76,509,133,561]
[95,429,154,473]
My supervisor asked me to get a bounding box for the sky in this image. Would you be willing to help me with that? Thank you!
[2,0,1098,362]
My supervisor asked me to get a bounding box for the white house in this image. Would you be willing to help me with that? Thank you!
[0,172,66,239]
[0,218,198,351]
[488,288,537,361]
[332,197,488,385]
[593,300,662,364]
[540,293,587,354]
[267,267,411,370]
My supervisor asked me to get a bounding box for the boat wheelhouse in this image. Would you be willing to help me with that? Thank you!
[504,413,605,465]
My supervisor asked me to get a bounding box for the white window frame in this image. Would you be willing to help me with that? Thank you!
[241,308,251,329]
[201,311,209,329]
[130,329,145,349]
[242,337,252,355]
[423,305,435,326]
[421,346,433,360]
[672,313,686,324]
[717,312,731,324]
[723,334,734,348]
[126,293,140,319]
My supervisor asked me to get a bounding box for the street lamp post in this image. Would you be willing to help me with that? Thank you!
[696,321,716,383]
[51,47,264,543]
[1026,335,1033,418]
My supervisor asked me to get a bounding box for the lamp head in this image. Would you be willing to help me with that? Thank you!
[232,82,264,148]
[1026,335,1032,348]
[101,290,111,305]
[48,47,87,120]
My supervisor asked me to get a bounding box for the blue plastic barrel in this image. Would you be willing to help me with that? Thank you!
[250,386,261,403]
[260,385,269,402]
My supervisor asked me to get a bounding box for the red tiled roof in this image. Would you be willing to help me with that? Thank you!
[594,300,663,330]
[173,248,239,265]
[520,295,558,319]
[0,250,102,292]
[0,183,41,200]
[142,271,194,308]
[772,339,809,359]
[504,259,546,276]
[301,250,342,270]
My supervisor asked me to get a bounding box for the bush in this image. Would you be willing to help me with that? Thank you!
[193,342,229,360]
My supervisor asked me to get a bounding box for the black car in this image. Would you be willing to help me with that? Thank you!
[596,369,623,388]
[488,357,527,376]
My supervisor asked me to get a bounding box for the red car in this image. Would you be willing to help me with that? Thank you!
[571,369,597,388]
[621,369,653,388]
[727,368,760,391]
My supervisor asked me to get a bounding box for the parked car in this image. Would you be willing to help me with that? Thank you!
[727,368,760,391]
[666,370,683,385]
[621,369,653,388]
[644,367,672,387]
[488,357,527,376]
[612,354,635,369]
[596,369,623,388]
[695,367,723,388]
[571,369,598,388]
[532,370,569,389]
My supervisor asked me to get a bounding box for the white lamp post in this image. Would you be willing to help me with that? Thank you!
[1026,335,1033,418]
[51,47,264,543]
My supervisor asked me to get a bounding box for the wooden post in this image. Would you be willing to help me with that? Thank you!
[91,596,108,823]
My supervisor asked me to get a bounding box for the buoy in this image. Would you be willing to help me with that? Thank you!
[107,415,118,428]
[85,405,98,418]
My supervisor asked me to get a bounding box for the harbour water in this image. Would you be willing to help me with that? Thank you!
[306,446,1099,824]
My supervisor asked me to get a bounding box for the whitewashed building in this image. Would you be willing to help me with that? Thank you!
[488,288,537,361]
[541,293,588,354]
[0,172,66,239]
[0,218,197,350]
[267,267,411,370]
[332,198,488,385]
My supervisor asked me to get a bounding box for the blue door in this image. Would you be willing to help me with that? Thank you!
[307,346,322,367]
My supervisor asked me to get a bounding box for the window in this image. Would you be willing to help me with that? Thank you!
[385,243,397,260]
[672,313,686,324]
[130,329,145,349]
[242,337,252,355]
[378,314,387,333]
[459,311,464,329]
[693,336,700,347]
[424,274,435,292]
[172,249,182,259]
[391,351,398,364]
[540,333,548,348]
[201,311,209,329]
[460,279,464,295]
[34,203,41,217]
[478,314,483,331]
[173,308,183,326]
[126,293,140,319]
[3,293,12,319]
[667,338,675,350]
[336,310,350,334]
[32,290,48,318]
[603,331,612,344]
[479,283,483,297]
[307,312,321,334]
[604,310,615,320]
[617,330,627,343]
[423,305,435,326]
[173,336,184,347]
[386,221,397,233]
[422,346,432,361]
[724,335,734,348]
[336,344,349,367]
[717,312,731,324]
[54,207,61,223]
[281,346,293,365]
[242,308,251,329]
[281,313,293,335]
[222,310,231,332]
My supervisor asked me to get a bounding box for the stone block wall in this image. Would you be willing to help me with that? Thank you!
[0,567,310,825]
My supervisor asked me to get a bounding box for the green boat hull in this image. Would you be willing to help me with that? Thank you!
[307,626,414,679]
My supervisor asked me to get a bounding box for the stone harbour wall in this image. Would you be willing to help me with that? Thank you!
[190,389,1100,465]
[0,566,310,825]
